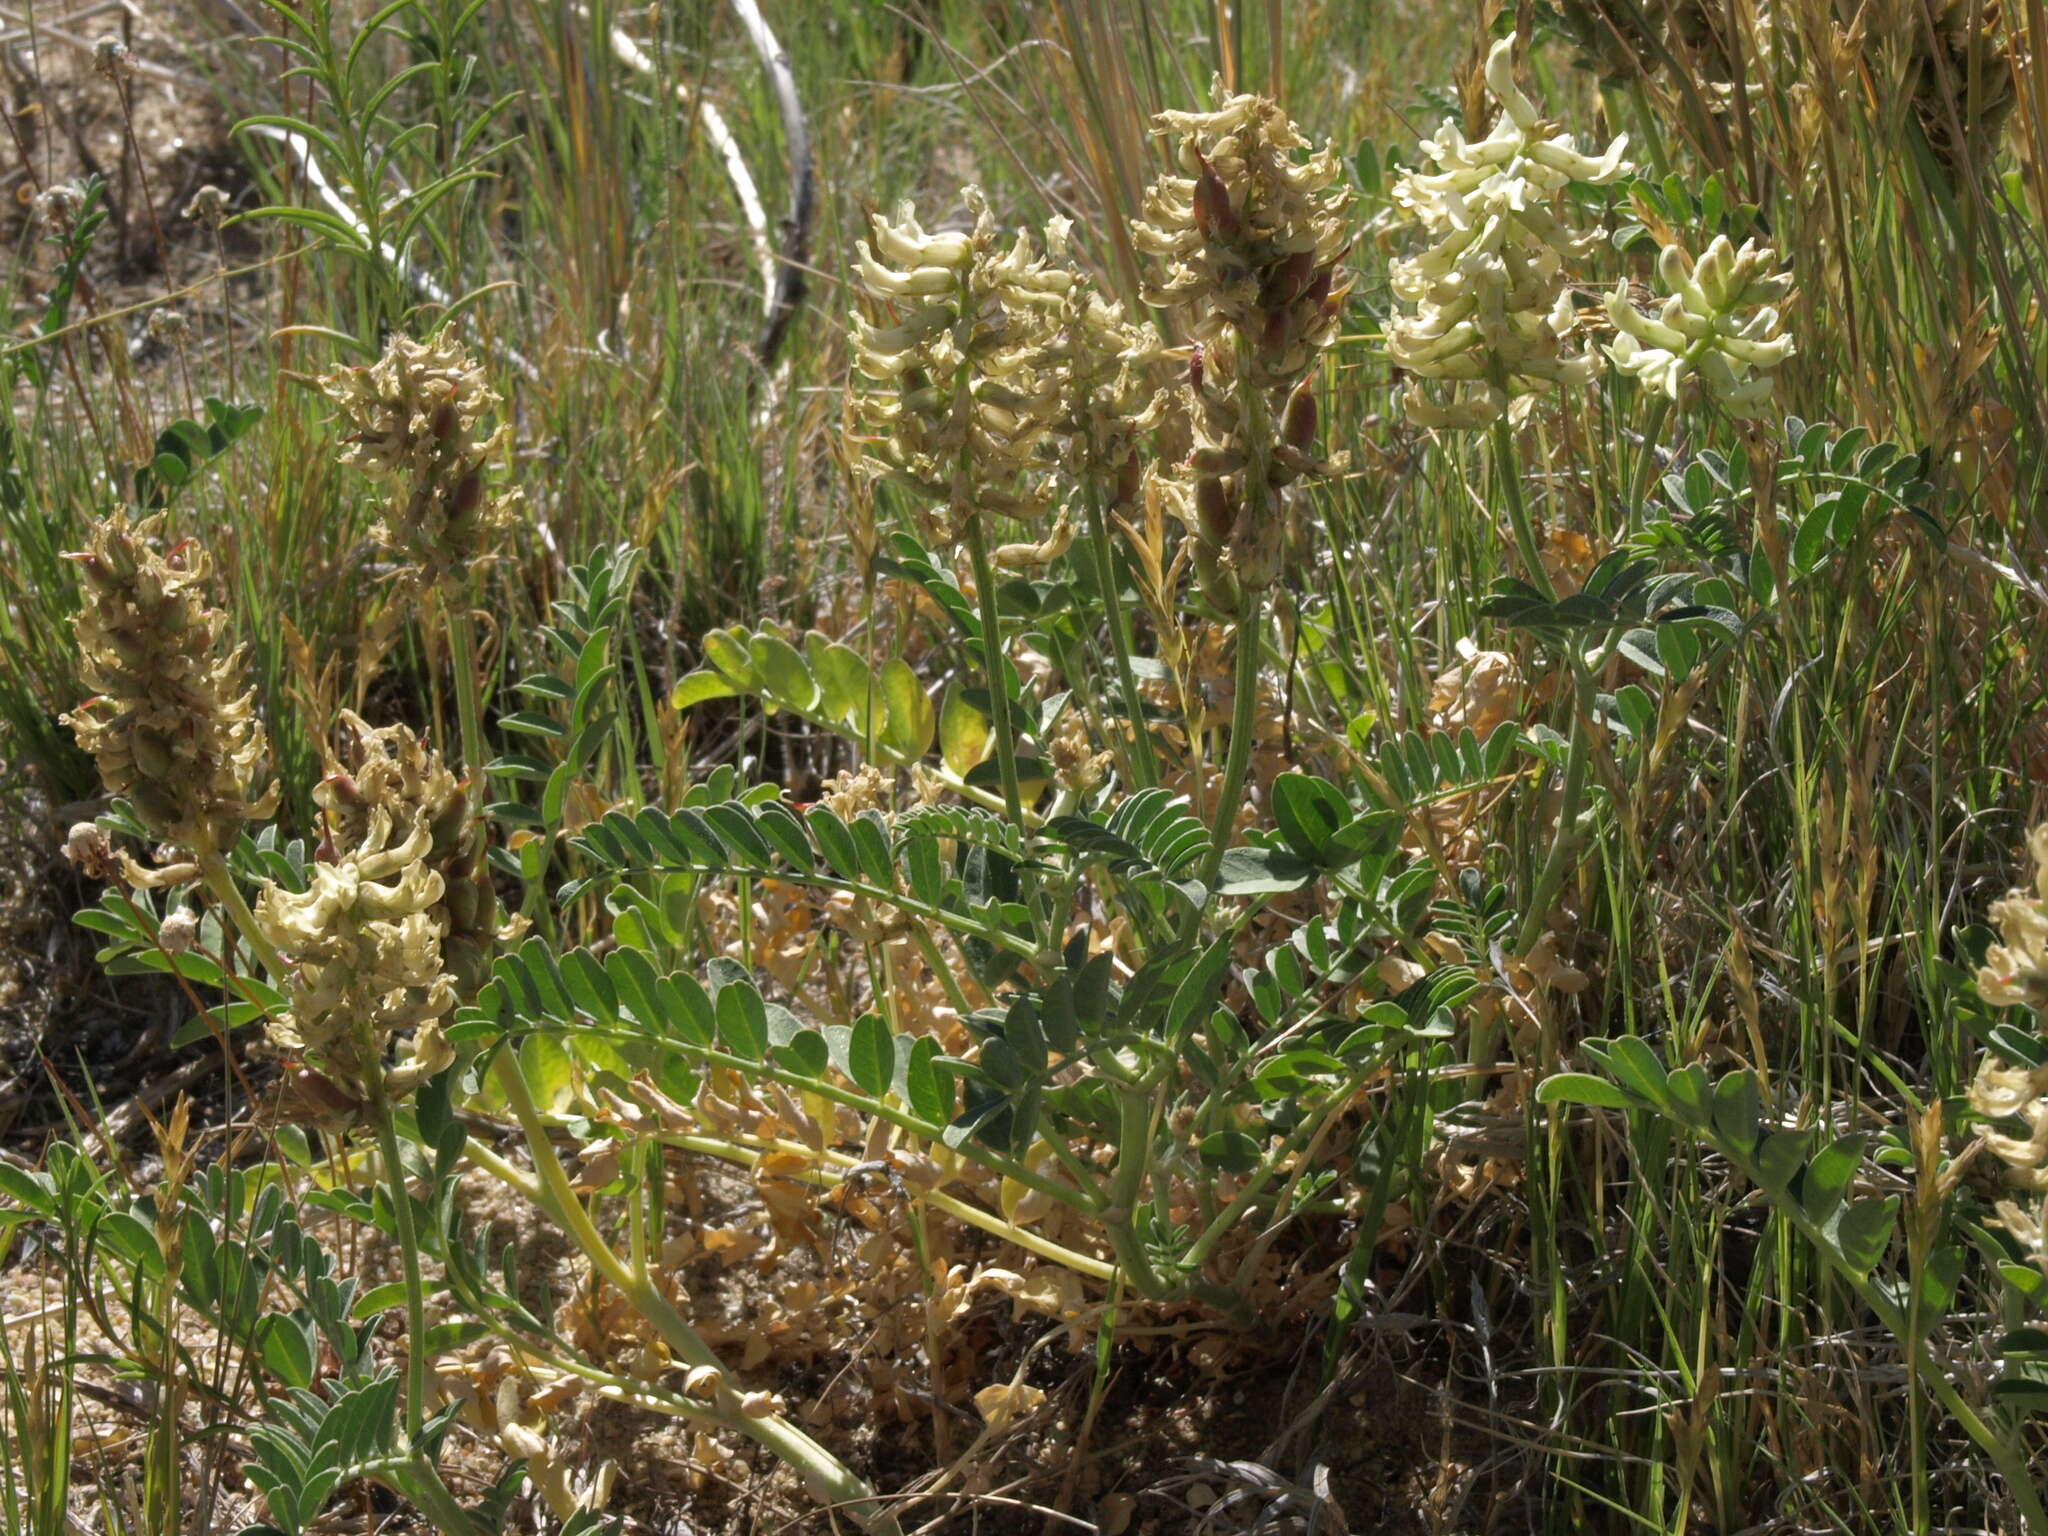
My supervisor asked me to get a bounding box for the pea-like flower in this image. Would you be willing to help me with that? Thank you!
[1388,34,1632,428]
[1605,236,1794,415]
[1041,218,1170,512]
[322,332,517,591]
[1134,88,1350,603]
[851,190,1073,548]
[1979,823,2048,1013]
[64,515,277,858]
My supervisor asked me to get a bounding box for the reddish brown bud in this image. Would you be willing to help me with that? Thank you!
[1260,250,1317,310]
[1195,475,1236,543]
[1188,342,1205,393]
[1191,156,1239,239]
[1282,379,1318,449]
[1113,453,1142,508]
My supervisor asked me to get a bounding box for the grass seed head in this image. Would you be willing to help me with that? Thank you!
[63,514,277,856]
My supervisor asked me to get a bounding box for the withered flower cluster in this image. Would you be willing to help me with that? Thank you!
[322,332,516,591]
[1133,86,1352,606]
[254,713,483,1103]
[64,515,277,860]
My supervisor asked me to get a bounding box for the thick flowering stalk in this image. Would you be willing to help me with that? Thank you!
[322,332,517,595]
[64,515,277,863]
[253,713,476,1487]
[1132,86,1351,891]
[325,331,517,782]
[852,189,1075,825]
[1606,235,1794,415]
[1388,34,1631,428]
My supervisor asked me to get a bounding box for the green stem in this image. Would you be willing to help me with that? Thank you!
[1513,660,1598,956]
[1099,1085,1175,1299]
[1754,1161,2048,1534]
[367,1078,430,1445]
[194,847,286,981]
[659,1131,1117,1282]
[488,1050,901,1532]
[1083,476,1158,789]
[963,518,1026,826]
[1626,394,1672,531]
[446,602,488,784]
[1490,412,1556,603]
[1194,587,1265,894]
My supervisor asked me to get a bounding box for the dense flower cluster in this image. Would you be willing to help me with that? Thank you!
[1978,824,2048,1013]
[322,332,516,590]
[1605,235,1794,415]
[850,190,1073,549]
[1134,87,1350,604]
[1387,34,1631,428]
[64,515,277,857]
[1041,221,1169,512]
[1132,87,1352,390]
[255,714,480,1102]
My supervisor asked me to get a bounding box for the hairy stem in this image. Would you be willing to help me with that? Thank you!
[446,602,488,785]
[366,1077,430,1445]
[193,846,287,981]
[1626,394,1672,530]
[1194,586,1265,894]
[963,517,1026,826]
[1084,476,1159,789]
[1491,412,1556,603]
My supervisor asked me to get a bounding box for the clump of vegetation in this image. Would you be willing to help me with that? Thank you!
[4,1,2048,1532]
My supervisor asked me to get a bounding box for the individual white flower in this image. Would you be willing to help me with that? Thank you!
[1605,236,1795,415]
[1978,824,2048,1012]
[1387,33,1631,427]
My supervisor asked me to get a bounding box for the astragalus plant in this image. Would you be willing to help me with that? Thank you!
[26,7,2048,1534]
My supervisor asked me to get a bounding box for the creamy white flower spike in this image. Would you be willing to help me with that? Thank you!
[850,188,1077,548]
[1971,825,2048,1199]
[1605,236,1795,415]
[254,714,493,1106]
[1387,33,1631,428]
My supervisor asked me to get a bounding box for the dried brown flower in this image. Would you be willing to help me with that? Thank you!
[322,332,516,591]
